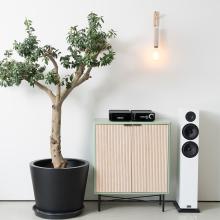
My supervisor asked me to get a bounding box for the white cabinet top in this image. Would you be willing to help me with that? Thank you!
[95,118,171,125]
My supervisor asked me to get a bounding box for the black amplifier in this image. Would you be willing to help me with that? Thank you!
[109,110,131,121]
[131,110,155,122]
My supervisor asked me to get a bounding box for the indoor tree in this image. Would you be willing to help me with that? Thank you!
[0,13,116,168]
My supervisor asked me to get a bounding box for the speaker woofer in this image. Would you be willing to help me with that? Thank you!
[185,111,196,122]
[182,123,199,140]
[182,141,199,158]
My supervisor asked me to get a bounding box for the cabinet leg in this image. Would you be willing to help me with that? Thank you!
[162,195,165,212]
[159,195,162,205]
[98,195,101,212]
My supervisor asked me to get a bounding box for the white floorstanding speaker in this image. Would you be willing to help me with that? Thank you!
[174,109,200,212]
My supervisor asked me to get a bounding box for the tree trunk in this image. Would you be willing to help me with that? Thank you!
[50,104,67,168]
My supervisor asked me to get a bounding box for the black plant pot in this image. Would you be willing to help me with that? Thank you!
[30,158,89,219]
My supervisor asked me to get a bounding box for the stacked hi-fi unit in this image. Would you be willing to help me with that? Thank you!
[174,109,200,213]
[109,110,155,122]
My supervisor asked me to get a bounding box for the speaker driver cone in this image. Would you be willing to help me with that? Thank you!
[182,123,199,140]
[185,111,196,122]
[182,141,199,158]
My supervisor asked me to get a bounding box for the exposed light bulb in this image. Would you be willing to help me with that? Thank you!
[152,48,160,61]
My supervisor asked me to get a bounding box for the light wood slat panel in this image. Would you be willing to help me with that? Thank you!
[132,125,168,193]
[95,124,132,193]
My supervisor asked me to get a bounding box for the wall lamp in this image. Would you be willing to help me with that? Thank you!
[152,11,160,61]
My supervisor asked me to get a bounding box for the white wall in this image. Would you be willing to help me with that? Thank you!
[0,0,220,200]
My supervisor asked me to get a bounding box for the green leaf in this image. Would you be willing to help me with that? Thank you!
[0,13,116,89]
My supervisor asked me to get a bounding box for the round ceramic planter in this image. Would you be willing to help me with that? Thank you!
[30,158,89,219]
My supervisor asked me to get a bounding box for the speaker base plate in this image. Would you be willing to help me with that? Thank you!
[174,201,200,213]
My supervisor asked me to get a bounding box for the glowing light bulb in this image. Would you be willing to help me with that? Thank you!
[152,48,160,61]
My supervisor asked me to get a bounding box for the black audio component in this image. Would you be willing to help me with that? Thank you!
[109,110,131,121]
[131,110,155,122]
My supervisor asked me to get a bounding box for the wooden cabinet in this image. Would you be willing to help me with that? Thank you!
[95,124,132,193]
[94,120,170,195]
[131,125,169,193]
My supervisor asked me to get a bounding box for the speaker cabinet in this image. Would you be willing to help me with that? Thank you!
[174,109,200,213]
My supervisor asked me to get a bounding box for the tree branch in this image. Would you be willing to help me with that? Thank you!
[46,53,58,73]
[59,51,100,104]
[60,67,92,104]
[35,81,56,103]
[43,52,61,101]
[56,84,61,102]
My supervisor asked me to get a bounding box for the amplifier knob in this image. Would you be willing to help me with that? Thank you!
[149,113,154,119]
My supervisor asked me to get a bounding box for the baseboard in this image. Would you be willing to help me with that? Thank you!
[85,199,220,202]
[0,200,34,202]
[199,200,220,202]
[0,199,220,203]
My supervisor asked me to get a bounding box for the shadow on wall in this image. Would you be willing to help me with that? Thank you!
[66,35,170,199]
[75,37,169,199]
[162,110,220,201]
[199,111,220,200]
[69,40,134,199]
[84,49,131,199]
[157,113,178,200]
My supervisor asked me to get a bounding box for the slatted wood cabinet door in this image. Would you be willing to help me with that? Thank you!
[95,124,132,193]
[132,125,169,193]
[95,121,170,194]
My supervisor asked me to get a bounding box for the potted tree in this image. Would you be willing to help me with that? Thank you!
[0,13,116,219]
